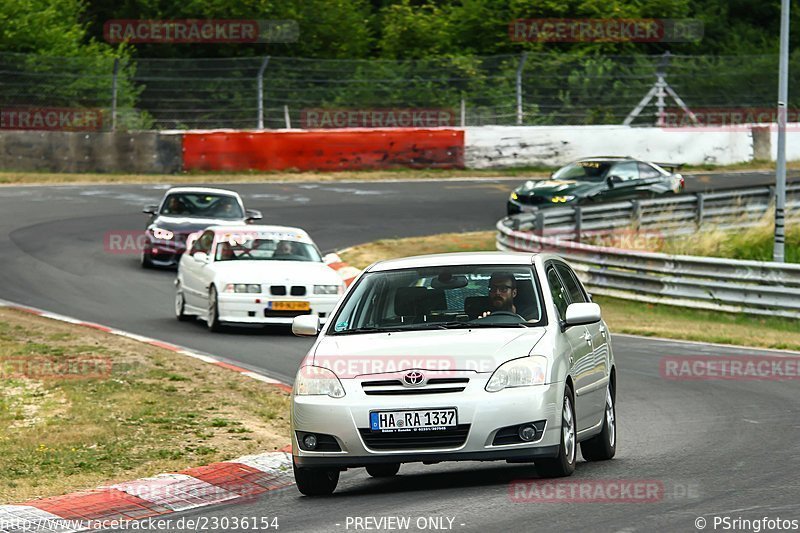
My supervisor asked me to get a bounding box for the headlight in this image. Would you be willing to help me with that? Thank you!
[150,227,174,240]
[294,365,345,398]
[550,195,576,203]
[485,355,548,392]
[510,191,519,201]
[314,284,341,295]
[223,283,261,293]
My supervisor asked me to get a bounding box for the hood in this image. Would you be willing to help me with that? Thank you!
[212,260,343,285]
[311,328,546,377]
[516,179,600,197]
[150,216,244,234]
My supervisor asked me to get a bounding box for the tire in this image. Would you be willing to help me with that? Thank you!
[535,384,577,478]
[293,460,339,496]
[580,383,616,461]
[141,250,153,269]
[175,283,190,322]
[366,463,400,478]
[207,286,222,332]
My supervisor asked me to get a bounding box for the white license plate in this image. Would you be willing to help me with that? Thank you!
[369,408,457,432]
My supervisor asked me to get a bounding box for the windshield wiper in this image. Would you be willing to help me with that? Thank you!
[331,326,407,335]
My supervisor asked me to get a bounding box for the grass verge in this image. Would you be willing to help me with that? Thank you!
[0,307,290,504]
[0,167,549,186]
[339,231,800,352]
[2,158,799,186]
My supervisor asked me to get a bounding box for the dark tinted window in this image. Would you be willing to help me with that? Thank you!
[160,193,243,219]
[546,268,569,320]
[555,263,588,304]
[610,161,639,181]
[552,161,613,182]
[638,163,662,179]
[191,230,214,254]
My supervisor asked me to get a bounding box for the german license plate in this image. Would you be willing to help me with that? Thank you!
[370,408,457,432]
[269,301,310,311]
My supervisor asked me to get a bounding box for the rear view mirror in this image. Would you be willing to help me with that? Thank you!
[431,273,468,289]
[143,204,157,215]
[565,302,601,327]
[192,251,209,263]
[245,209,263,222]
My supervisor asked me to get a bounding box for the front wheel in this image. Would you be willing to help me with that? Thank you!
[175,282,190,321]
[581,383,616,461]
[293,460,339,496]
[535,385,577,478]
[207,286,222,332]
[366,463,400,478]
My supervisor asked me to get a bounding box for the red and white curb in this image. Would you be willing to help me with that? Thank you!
[324,252,361,286]
[0,448,293,532]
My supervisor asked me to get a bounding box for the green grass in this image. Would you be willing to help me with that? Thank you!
[0,310,290,504]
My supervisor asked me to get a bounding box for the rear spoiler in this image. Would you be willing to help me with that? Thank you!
[652,162,685,173]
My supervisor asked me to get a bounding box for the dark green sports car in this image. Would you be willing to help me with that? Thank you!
[507,157,685,215]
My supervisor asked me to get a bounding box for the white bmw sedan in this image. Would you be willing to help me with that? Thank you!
[175,225,345,331]
[290,252,616,496]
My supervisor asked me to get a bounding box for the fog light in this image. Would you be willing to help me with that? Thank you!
[302,434,318,450]
[518,424,537,442]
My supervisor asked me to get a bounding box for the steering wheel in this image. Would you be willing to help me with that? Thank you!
[474,310,526,324]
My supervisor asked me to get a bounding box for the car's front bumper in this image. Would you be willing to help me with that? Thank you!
[292,374,564,468]
[217,293,340,325]
[143,239,186,267]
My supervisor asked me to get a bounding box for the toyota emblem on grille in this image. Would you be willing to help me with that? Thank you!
[403,371,425,386]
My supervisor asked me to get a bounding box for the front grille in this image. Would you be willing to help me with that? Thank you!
[291,286,306,296]
[361,377,469,396]
[264,309,307,318]
[270,285,287,296]
[359,425,470,450]
[518,194,550,206]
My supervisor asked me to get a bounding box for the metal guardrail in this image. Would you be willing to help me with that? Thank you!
[497,184,800,318]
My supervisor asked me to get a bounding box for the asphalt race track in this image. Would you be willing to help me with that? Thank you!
[1,171,798,532]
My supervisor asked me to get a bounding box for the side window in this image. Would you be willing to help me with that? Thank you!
[546,268,569,321]
[191,230,214,254]
[555,263,588,304]
[610,161,639,181]
[638,162,662,179]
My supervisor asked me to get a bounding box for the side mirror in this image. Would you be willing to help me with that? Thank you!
[323,252,342,265]
[292,314,321,337]
[192,251,209,263]
[143,204,158,215]
[565,302,601,327]
[245,209,262,222]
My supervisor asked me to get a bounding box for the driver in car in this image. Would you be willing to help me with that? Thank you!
[480,272,518,317]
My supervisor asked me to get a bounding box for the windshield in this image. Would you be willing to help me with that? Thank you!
[160,193,243,219]
[552,161,612,182]
[329,265,546,334]
[214,236,322,262]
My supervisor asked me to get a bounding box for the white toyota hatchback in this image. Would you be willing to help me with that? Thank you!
[290,252,616,495]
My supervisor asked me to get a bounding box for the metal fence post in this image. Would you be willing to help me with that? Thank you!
[631,200,641,230]
[111,58,119,131]
[574,206,582,243]
[696,193,705,228]
[257,56,271,129]
[283,105,291,129]
[516,52,528,126]
[535,211,545,236]
[460,98,466,127]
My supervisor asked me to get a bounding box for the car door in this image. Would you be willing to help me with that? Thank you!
[546,264,595,433]
[554,262,608,425]
[182,230,214,308]
[603,161,642,201]
[638,162,672,195]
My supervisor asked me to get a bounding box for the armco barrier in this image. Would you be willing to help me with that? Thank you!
[181,129,464,172]
[497,185,800,318]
